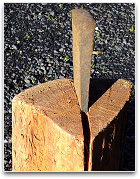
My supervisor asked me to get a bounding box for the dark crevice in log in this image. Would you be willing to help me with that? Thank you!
[81,111,90,171]
[88,79,117,109]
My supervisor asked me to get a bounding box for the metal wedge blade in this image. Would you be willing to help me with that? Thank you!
[72,9,96,113]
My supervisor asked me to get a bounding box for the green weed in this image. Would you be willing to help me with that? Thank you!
[47,16,56,21]
[130,25,135,33]
[102,69,107,74]
[67,11,72,18]
[59,3,63,9]
[31,76,34,83]
[91,64,95,68]
[80,5,84,9]
[58,32,62,35]
[64,56,69,62]
[24,33,30,39]
[25,72,28,76]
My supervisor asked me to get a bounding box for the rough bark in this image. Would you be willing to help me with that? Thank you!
[12,79,84,171]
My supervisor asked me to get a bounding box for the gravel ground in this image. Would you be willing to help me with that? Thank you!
[4,3,135,171]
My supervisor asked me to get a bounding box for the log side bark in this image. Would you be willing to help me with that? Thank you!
[12,79,84,171]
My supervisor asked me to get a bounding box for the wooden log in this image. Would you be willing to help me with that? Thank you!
[12,78,132,171]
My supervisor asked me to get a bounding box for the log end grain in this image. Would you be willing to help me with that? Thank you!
[88,79,132,138]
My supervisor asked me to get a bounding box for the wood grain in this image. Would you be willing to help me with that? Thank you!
[12,78,132,171]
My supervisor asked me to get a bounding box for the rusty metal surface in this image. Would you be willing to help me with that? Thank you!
[72,9,96,113]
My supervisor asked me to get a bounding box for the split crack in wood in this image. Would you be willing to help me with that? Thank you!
[80,111,90,171]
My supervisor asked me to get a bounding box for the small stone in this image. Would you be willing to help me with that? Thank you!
[8,137,12,143]
[6,164,9,168]
[48,69,52,75]
[17,40,20,44]
[4,139,8,143]
[4,160,7,165]
[13,80,16,83]
[50,11,54,16]
[54,74,58,78]
[9,159,12,164]
[25,83,32,87]
[59,48,63,52]
[54,21,57,24]
[59,76,64,79]
[25,79,30,84]
[61,67,64,71]
[8,108,12,113]
[12,45,17,50]
[54,50,58,54]
[40,66,45,70]
[95,27,99,30]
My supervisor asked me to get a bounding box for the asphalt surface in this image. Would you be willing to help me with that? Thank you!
[4,3,135,171]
